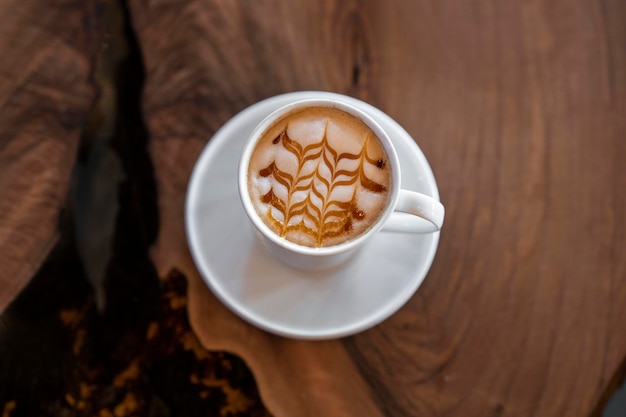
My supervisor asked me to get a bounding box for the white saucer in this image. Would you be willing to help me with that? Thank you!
[185,91,441,340]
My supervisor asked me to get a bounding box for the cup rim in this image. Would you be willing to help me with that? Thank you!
[238,97,402,256]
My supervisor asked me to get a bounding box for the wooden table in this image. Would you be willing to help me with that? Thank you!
[1,0,625,416]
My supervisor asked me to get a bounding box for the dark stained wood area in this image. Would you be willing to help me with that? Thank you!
[1,0,625,416]
[0,0,101,312]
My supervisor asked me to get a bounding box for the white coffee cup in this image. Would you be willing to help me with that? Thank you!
[238,97,444,270]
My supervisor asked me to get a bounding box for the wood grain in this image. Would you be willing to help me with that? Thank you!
[127,0,626,416]
[0,0,101,312]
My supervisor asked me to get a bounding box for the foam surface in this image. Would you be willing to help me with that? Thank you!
[248,106,392,247]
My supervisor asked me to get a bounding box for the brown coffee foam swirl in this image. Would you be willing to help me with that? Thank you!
[248,107,391,247]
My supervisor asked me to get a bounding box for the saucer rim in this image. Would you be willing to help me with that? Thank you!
[185,91,441,339]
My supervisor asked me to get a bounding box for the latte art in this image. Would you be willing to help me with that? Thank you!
[247,107,392,247]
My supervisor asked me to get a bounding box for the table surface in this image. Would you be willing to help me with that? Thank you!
[1,0,625,416]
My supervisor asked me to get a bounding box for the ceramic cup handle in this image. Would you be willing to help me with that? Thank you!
[382,190,445,233]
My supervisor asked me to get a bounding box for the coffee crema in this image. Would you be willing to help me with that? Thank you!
[247,106,392,247]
